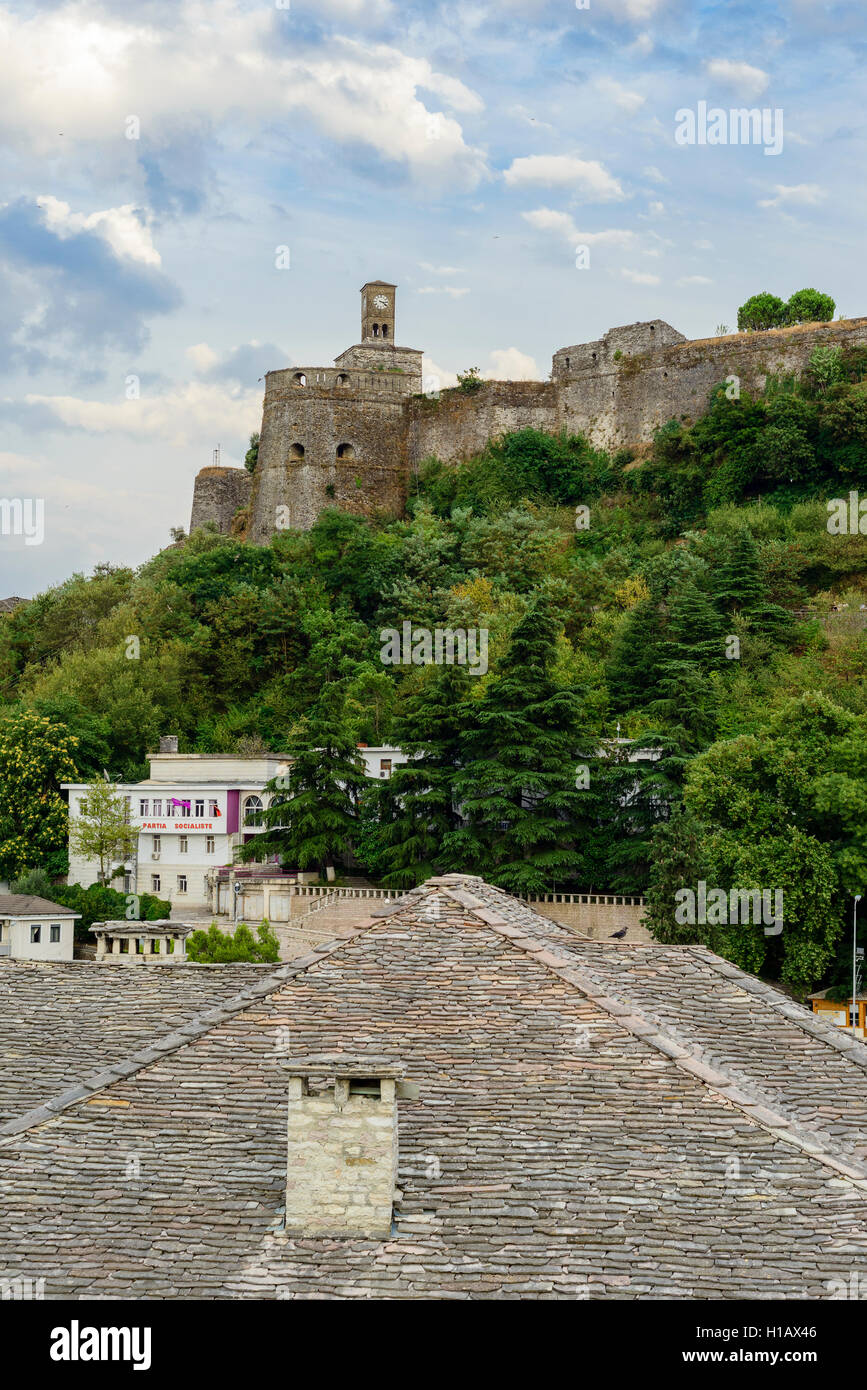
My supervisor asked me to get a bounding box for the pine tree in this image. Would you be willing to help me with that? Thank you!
[607,598,665,711]
[649,582,726,747]
[240,681,367,877]
[372,663,471,888]
[446,597,591,894]
[711,529,765,612]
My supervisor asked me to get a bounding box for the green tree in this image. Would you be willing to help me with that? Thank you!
[737,292,788,333]
[786,288,835,325]
[69,777,138,884]
[241,682,367,876]
[244,432,260,472]
[445,597,591,894]
[0,710,79,880]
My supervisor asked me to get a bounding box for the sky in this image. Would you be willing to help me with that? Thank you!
[1,0,865,595]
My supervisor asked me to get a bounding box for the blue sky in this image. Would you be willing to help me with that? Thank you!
[1,0,865,594]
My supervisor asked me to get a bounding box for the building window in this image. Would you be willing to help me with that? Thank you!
[336,373,349,386]
[153,798,162,815]
[206,835,215,854]
[292,372,307,387]
[124,796,131,823]
[30,924,41,944]
[289,442,305,460]
[209,799,219,816]
[166,800,175,818]
[372,323,379,337]
[151,874,161,893]
[336,443,355,460]
[382,323,389,338]
[153,834,161,853]
[380,758,392,779]
[50,924,61,943]
[179,836,188,854]
[243,795,264,826]
[194,799,204,817]
[177,875,187,894]
[139,798,149,816]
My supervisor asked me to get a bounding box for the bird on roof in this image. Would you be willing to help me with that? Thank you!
[609,927,628,939]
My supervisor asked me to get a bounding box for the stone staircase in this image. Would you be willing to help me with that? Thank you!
[273,895,379,961]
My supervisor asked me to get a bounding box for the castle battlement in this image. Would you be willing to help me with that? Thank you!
[189,285,867,541]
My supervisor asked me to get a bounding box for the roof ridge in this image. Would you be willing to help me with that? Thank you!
[685,943,867,1071]
[0,930,371,1143]
[472,916,867,1188]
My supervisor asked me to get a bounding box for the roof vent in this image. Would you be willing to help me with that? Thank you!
[283,1055,411,1238]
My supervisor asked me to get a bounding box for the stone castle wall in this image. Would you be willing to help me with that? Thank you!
[189,466,252,536]
[190,313,867,538]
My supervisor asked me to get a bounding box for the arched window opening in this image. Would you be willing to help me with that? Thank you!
[289,443,305,460]
[336,443,355,460]
[372,324,379,337]
[292,372,307,387]
[336,373,349,386]
[243,795,264,827]
[382,324,389,338]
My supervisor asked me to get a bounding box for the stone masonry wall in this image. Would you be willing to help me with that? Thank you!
[555,316,867,452]
[189,466,252,535]
[408,380,557,469]
[285,1081,398,1237]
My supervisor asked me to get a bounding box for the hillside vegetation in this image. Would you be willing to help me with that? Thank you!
[2,344,866,993]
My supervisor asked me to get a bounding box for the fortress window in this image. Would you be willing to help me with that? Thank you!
[565,357,570,369]
[372,324,380,337]
[336,443,355,460]
[292,372,307,387]
[382,324,389,338]
[289,443,305,460]
[336,374,349,386]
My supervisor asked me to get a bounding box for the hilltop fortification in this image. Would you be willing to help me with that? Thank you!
[189,282,867,538]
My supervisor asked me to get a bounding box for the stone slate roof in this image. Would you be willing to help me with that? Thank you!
[0,894,80,918]
[2,875,867,1300]
[0,961,278,1126]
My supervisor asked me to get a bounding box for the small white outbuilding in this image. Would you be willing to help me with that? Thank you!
[0,895,80,962]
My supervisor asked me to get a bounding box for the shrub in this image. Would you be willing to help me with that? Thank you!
[186,920,280,964]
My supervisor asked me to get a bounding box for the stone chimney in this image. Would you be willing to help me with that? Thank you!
[283,1055,409,1238]
[158,735,179,753]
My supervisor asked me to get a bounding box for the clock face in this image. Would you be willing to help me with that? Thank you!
[373,294,389,310]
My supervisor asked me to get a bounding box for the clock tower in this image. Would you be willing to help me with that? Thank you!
[361,280,396,343]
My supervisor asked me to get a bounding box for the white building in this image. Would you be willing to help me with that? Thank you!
[0,895,80,961]
[63,739,408,912]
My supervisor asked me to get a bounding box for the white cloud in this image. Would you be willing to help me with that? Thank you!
[758,183,827,208]
[596,78,646,115]
[643,165,668,184]
[484,348,539,381]
[646,200,665,216]
[0,4,487,187]
[676,275,713,285]
[418,263,466,276]
[522,208,636,249]
[622,268,661,285]
[705,59,770,100]
[22,382,261,447]
[417,285,471,298]
[630,32,655,56]
[35,196,161,266]
[185,343,220,373]
[504,155,624,201]
[694,238,714,249]
[421,357,458,390]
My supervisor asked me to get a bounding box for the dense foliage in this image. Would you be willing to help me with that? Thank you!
[3,350,867,994]
[186,920,280,963]
[737,288,836,332]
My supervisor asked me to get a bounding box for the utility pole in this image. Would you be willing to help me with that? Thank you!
[853,895,862,1033]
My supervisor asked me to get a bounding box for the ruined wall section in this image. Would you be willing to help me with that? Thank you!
[189,466,252,536]
[248,369,411,541]
[407,381,557,471]
[555,316,867,453]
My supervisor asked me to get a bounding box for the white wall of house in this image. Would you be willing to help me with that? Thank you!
[1,916,76,961]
